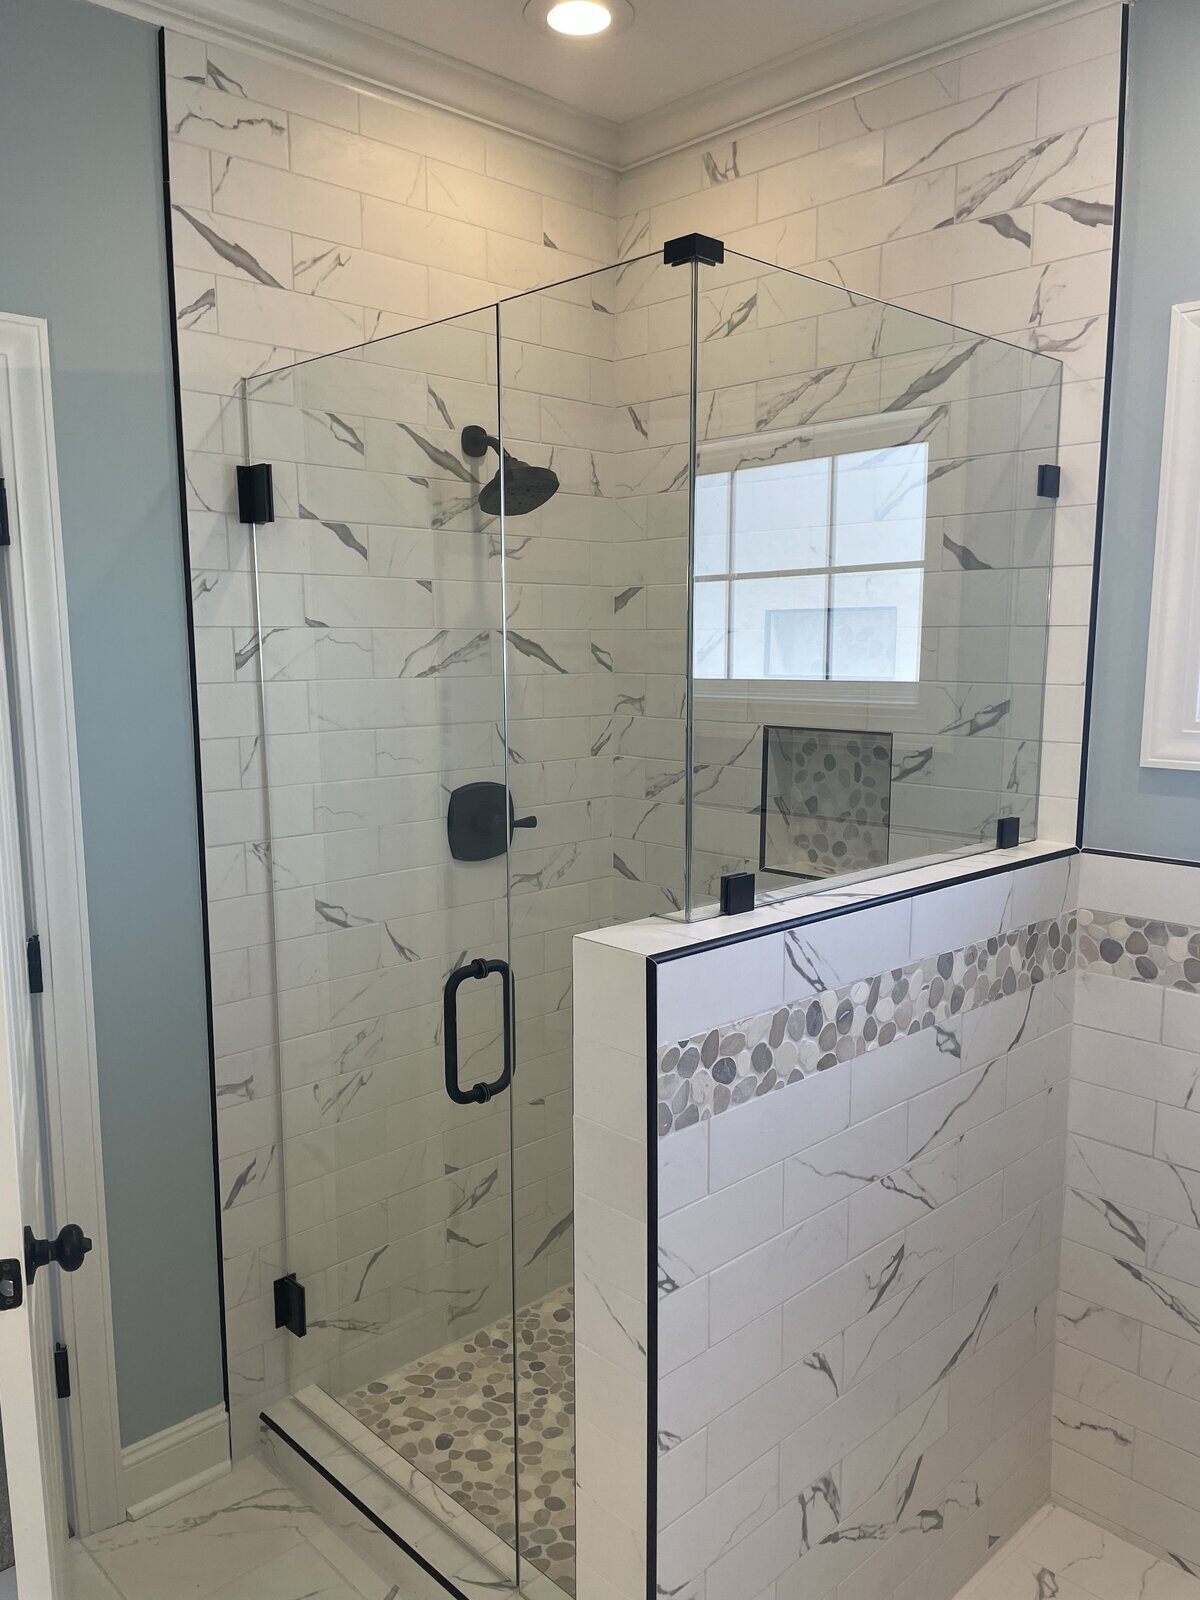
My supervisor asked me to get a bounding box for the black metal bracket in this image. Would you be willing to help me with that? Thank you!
[274,1273,307,1338]
[996,816,1021,850]
[664,232,725,267]
[26,935,43,995]
[720,871,755,916]
[0,1258,22,1312]
[1036,464,1061,499]
[0,480,10,547]
[236,462,275,525]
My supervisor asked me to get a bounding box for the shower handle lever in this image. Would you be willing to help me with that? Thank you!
[443,957,515,1106]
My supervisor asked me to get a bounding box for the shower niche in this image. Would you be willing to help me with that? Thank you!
[238,236,1060,1599]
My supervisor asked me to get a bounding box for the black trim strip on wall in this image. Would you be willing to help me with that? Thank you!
[260,1413,472,1600]
[1075,0,1132,850]
[1083,845,1200,872]
[652,847,1077,964]
[645,958,659,1600]
[156,28,231,1418]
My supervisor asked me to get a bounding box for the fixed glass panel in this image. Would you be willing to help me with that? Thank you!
[688,250,1061,916]
[494,252,691,1596]
[245,307,521,1584]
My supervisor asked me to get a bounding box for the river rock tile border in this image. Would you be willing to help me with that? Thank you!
[657,913,1076,1135]
[1077,907,1200,992]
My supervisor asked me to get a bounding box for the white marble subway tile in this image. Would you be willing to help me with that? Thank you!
[1068,1078,1156,1156]
[658,1449,780,1597]
[757,133,884,220]
[781,900,911,1004]
[707,1068,851,1191]
[1073,969,1165,1042]
[707,1202,849,1344]
[212,155,364,244]
[656,933,785,1044]
[170,80,290,169]
[885,83,1037,183]
[1164,989,1200,1055]
[660,1120,709,1215]
[849,1022,962,1125]
[659,1165,783,1289]
[783,1107,908,1221]
[659,1307,783,1449]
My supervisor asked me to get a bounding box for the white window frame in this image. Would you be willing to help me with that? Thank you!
[694,409,932,702]
[1141,300,1200,771]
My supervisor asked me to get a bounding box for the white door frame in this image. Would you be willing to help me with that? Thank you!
[0,311,124,1534]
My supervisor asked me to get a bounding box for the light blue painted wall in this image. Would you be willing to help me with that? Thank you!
[1083,0,1200,863]
[0,0,225,1443]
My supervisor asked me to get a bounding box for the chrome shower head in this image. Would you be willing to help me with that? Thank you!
[461,425,560,518]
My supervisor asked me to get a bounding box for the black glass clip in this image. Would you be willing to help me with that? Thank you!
[236,463,275,525]
[720,871,755,916]
[1036,464,1061,499]
[996,816,1021,850]
[273,1273,307,1338]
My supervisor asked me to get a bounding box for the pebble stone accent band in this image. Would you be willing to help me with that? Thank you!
[657,912,1077,1137]
[1077,907,1200,992]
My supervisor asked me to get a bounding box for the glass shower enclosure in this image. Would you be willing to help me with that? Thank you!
[239,241,1061,1598]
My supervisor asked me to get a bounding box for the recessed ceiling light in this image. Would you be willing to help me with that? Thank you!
[524,0,635,38]
[547,1,611,33]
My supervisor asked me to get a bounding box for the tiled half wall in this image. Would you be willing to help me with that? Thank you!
[573,850,1200,1600]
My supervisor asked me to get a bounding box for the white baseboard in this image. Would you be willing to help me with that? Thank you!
[121,1404,230,1520]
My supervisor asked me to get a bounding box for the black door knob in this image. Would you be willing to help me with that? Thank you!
[25,1222,93,1283]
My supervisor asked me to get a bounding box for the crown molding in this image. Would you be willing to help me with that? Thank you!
[92,0,622,170]
[618,0,1115,168]
[91,0,1112,174]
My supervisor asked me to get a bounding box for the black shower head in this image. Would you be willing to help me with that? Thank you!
[460,425,560,518]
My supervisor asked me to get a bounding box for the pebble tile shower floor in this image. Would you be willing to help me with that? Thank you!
[340,1286,576,1595]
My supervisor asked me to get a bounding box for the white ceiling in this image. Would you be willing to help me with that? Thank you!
[315,0,935,125]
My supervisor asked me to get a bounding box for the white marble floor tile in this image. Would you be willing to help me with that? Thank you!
[955,1506,1200,1600]
[78,1456,385,1600]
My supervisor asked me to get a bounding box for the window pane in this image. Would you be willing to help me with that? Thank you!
[732,458,830,573]
[829,568,923,681]
[693,580,728,679]
[834,443,928,567]
[695,471,730,577]
[729,575,827,678]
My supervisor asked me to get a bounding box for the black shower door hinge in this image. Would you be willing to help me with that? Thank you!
[26,934,43,995]
[54,1342,71,1399]
[0,479,10,547]
[236,463,275,526]
[273,1273,307,1338]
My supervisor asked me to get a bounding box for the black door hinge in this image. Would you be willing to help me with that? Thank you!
[273,1273,307,1338]
[26,935,43,995]
[54,1342,71,1399]
[0,480,10,547]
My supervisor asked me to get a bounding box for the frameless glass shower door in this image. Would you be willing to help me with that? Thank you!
[245,305,524,1584]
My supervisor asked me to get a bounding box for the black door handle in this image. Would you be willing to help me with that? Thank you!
[25,1223,92,1284]
[443,957,514,1105]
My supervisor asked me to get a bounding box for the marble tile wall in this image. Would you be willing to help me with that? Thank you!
[651,853,1077,1600]
[162,30,620,1454]
[616,1,1123,873]
[1054,852,1200,1570]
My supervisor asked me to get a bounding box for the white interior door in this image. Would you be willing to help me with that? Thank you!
[0,567,68,1593]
